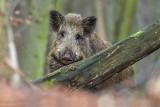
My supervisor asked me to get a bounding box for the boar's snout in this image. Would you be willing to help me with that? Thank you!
[60,51,73,65]
[61,56,72,65]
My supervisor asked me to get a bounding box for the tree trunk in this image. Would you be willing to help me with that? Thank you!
[0,0,12,77]
[16,0,54,79]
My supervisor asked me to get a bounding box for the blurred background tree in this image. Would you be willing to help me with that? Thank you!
[3,0,160,89]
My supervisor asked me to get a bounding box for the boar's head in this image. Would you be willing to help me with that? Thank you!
[49,10,97,65]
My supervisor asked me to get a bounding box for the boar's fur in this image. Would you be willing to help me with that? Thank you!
[48,10,134,90]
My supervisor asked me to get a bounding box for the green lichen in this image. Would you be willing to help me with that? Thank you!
[41,78,56,89]
[36,69,63,89]
[130,30,143,38]
[44,78,55,86]
[50,78,55,84]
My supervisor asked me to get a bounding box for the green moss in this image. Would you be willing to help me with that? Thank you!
[45,78,55,85]
[130,30,143,38]
[50,78,55,84]
[41,78,55,89]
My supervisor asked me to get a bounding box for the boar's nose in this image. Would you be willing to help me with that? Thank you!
[61,54,73,65]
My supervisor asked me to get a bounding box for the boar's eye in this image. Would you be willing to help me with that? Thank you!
[59,31,65,38]
[75,34,83,40]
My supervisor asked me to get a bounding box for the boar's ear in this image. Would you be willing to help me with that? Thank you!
[49,10,64,32]
[82,16,97,35]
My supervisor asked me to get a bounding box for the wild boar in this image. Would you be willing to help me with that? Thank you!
[48,10,134,90]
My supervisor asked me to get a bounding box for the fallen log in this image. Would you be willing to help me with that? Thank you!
[33,20,160,90]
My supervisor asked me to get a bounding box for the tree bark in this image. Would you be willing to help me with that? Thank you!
[33,20,160,90]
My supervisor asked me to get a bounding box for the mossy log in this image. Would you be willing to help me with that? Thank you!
[33,20,160,89]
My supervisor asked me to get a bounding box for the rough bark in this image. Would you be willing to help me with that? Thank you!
[33,20,160,90]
